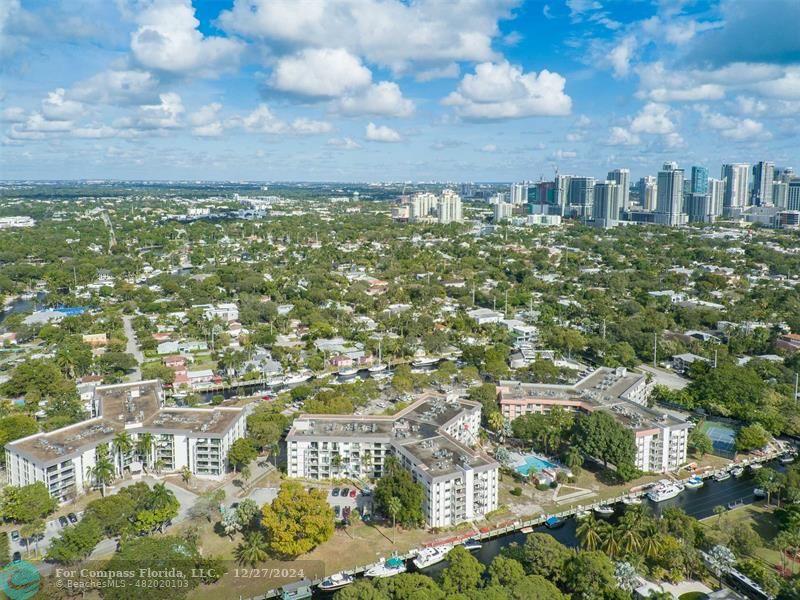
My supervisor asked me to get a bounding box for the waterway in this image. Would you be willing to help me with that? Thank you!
[313,460,787,596]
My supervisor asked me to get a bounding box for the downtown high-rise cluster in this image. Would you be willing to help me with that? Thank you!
[496,161,800,229]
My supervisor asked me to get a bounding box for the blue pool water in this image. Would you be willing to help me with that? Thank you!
[514,455,558,476]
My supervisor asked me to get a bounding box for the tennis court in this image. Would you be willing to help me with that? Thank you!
[699,420,737,457]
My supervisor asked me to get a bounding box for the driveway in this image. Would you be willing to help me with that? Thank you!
[9,511,85,558]
[122,315,143,381]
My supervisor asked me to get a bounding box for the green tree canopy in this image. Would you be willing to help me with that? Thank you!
[260,482,334,558]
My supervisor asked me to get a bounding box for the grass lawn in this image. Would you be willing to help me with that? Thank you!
[700,503,785,568]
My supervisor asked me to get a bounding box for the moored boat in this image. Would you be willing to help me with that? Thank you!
[685,475,704,489]
[365,556,406,578]
[412,544,452,569]
[714,471,731,482]
[647,480,685,503]
[731,466,745,478]
[753,488,767,499]
[318,573,354,592]
[368,363,388,373]
[411,356,439,368]
[749,462,763,471]
[337,367,360,379]
[575,509,591,520]
[545,516,564,529]
[461,538,482,551]
[283,371,313,385]
[781,454,795,464]
[594,504,615,517]
[621,495,642,505]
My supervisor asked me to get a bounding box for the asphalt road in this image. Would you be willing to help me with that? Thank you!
[122,314,143,381]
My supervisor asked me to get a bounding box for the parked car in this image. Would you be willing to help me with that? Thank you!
[331,488,340,497]
[334,506,341,519]
[361,488,373,497]
[349,489,357,498]
[340,488,350,497]
[12,551,21,562]
[10,530,19,542]
[67,513,78,524]
[58,516,69,527]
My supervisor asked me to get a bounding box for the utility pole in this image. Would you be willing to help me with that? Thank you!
[653,332,657,368]
[602,319,606,341]
[795,372,799,403]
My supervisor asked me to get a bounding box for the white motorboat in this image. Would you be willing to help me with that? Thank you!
[685,475,704,489]
[621,495,642,505]
[461,539,482,551]
[594,504,615,517]
[575,510,591,520]
[753,488,767,499]
[647,480,685,503]
[411,357,439,368]
[265,376,285,387]
[749,462,763,471]
[283,371,313,385]
[731,466,745,478]
[412,544,452,569]
[781,454,796,464]
[337,367,360,379]
[714,471,731,482]
[317,573,354,591]
[365,556,406,578]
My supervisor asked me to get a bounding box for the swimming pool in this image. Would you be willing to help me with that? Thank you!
[514,454,559,476]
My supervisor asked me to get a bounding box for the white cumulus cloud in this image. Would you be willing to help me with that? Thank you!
[338,81,415,117]
[271,48,372,98]
[365,122,401,142]
[130,0,242,76]
[443,61,572,119]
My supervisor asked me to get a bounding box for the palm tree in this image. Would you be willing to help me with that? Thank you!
[600,521,620,559]
[153,458,165,475]
[20,519,45,557]
[640,523,663,560]
[387,496,402,544]
[181,465,193,487]
[136,432,154,468]
[113,431,133,474]
[713,505,726,526]
[577,514,602,551]
[487,411,504,433]
[88,449,115,497]
[148,483,176,511]
[235,532,268,567]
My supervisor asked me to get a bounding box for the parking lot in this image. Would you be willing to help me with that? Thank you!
[327,486,373,521]
[9,510,84,557]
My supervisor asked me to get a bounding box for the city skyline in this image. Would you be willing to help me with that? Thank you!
[1,0,799,181]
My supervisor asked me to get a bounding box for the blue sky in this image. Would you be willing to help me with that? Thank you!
[1,0,799,182]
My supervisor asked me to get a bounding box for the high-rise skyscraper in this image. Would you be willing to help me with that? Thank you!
[606,168,630,213]
[721,163,750,214]
[655,161,687,226]
[637,176,657,211]
[437,189,462,224]
[708,178,725,218]
[568,176,595,219]
[494,201,513,223]
[690,166,709,194]
[410,192,437,221]
[788,181,800,211]
[593,181,620,229]
[554,174,572,216]
[751,161,775,206]
[685,193,713,223]
[509,183,528,206]
[775,166,795,183]
[773,181,789,208]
